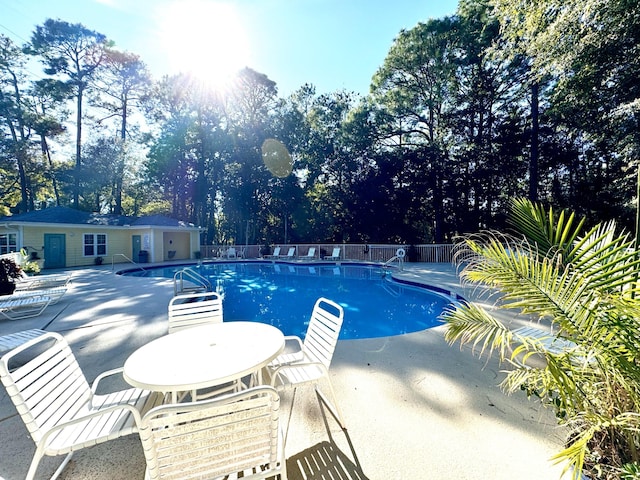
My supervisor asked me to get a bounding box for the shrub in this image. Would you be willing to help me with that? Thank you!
[442,198,640,479]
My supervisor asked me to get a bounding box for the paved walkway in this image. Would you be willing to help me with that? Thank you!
[0,262,567,479]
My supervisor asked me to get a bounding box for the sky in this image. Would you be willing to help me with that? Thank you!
[0,0,460,97]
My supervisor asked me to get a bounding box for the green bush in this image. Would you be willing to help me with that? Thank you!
[442,198,640,479]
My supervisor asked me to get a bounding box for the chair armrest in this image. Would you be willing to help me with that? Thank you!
[269,360,329,386]
[90,367,126,397]
[268,336,305,368]
[38,403,144,447]
[283,335,303,351]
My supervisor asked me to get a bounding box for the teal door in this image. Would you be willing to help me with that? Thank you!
[132,235,141,261]
[44,234,66,269]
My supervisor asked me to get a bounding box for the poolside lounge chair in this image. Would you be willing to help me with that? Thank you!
[15,272,71,291]
[0,294,51,320]
[268,297,346,430]
[168,291,223,334]
[278,247,296,259]
[512,325,584,360]
[0,328,46,356]
[226,247,238,259]
[0,332,163,480]
[300,247,316,260]
[139,386,287,480]
[10,286,68,305]
[265,246,281,259]
[323,247,341,260]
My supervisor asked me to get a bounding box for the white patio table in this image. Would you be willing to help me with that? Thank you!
[123,321,285,403]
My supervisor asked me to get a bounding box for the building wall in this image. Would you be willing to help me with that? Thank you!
[18,225,200,268]
[163,231,190,261]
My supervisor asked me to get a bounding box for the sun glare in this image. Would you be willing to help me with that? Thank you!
[157,1,251,89]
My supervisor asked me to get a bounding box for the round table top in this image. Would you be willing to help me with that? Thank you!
[123,321,285,393]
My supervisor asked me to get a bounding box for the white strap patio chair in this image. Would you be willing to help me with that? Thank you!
[15,272,71,291]
[323,247,341,260]
[279,247,296,259]
[265,246,281,259]
[168,291,240,398]
[512,325,591,365]
[300,247,316,260]
[168,291,223,334]
[0,332,163,480]
[9,286,68,305]
[139,386,287,480]
[0,328,46,356]
[268,297,346,430]
[0,294,51,320]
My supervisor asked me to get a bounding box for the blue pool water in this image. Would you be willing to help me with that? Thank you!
[124,262,453,339]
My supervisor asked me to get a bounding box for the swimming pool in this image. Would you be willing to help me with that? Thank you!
[123,262,454,339]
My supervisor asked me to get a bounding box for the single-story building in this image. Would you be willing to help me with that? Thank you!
[0,206,202,269]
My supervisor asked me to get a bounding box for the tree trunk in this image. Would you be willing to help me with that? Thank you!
[529,82,539,202]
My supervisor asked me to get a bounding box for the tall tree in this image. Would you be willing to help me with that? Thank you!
[29,19,109,209]
[30,78,71,207]
[492,0,640,229]
[0,34,32,211]
[93,49,151,214]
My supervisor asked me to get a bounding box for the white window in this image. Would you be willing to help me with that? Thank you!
[0,233,18,255]
[84,233,107,257]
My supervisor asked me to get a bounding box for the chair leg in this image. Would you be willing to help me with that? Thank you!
[26,450,73,480]
[282,387,299,446]
[316,378,347,429]
[49,452,75,480]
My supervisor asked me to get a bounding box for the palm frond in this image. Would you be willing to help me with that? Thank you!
[441,302,511,361]
[508,197,585,259]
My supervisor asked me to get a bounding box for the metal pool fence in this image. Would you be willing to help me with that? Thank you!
[199,244,454,263]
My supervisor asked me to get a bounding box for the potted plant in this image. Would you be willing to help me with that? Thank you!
[0,257,23,295]
[442,198,640,479]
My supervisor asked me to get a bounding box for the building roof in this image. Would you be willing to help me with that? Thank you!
[0,206,197,229]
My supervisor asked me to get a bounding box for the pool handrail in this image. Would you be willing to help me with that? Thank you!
[111,253,146,272]
[173,267,213,295]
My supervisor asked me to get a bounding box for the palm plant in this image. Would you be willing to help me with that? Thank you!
[442,198,640,479]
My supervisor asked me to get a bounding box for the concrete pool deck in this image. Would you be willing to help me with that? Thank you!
[0,262,567,480]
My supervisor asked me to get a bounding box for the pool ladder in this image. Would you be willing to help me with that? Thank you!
[382,248,406,271]
[173,267,213,295]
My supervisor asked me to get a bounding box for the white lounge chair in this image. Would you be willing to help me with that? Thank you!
[0,328,46,356]
[0,294,51,320]
[0,332,163,480]
[10,286,68,305]
[512,325,587,364]
[168,291,223,334]
[226,247,237,259]
[265,246,281,259]
[323,247,341,260]
[279,247,296,259]
[14,272,71,291]
[300,247,316,260]
[139,386,287,480]
[268,297,346,429]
